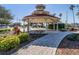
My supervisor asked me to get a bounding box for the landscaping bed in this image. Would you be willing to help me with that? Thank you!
[19,33,47,48]
[0,32,47,55]
[0,32,29,55]
[56,33,79,55]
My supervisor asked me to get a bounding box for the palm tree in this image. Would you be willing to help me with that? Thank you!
[76,5,79,18]
[56,13,62,31]
[65,11,68,30]
[59,13,62,18]
[52,13,56,17]
[59,13,62,22]
[69,5,75,28]
[76,12,79,18]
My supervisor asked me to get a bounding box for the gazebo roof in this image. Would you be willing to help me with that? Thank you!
[24,14,59,19]
[23,4,60,23]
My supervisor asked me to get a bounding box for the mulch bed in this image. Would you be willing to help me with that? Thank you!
[56,38,79,55]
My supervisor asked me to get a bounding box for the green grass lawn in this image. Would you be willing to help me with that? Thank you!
[0,28,13,34]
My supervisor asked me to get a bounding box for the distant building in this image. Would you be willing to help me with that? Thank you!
[23,4,60,32]
[0,24,7,28]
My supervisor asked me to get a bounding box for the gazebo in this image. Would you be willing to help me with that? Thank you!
[23,4,60,32]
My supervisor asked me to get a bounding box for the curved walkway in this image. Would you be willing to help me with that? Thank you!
[12,31,71,55]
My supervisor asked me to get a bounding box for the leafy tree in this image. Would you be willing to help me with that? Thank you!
[0,5,13,25]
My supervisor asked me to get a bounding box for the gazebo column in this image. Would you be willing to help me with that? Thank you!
[27,19,30,33]
[45,22,48,32]
[23,18,28,32]
[23,20,26,32]
[37,23,38,28]
[56,23,59,31]
[45,19,48,32]
[53,23,55,31]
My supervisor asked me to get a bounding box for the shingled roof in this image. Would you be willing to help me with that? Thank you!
[23,4,60,22]
[24,14,59,19]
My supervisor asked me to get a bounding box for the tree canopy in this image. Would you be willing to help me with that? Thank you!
[0,5,13,25]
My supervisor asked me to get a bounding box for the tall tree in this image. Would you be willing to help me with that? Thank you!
[76,12,79,18]
[59,13,62,23]
[59,13,62,18]
[76,5,79,18]
[0,5,13,25]
[52,13,56,17]
[69,5,75,28]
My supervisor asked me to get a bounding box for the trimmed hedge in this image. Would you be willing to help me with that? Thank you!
[0,37,4,41]
[18,33,29,43]
[0,35,20,52]
[0,32,29,52]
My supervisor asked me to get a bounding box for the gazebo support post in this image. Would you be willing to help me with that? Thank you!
[56,23,59,31]
[27,19,30,33]
[53,23,55,31]
[46,22,48,32]
[37,23,38,28]
[23,20,25,32]
[46,19,48,33]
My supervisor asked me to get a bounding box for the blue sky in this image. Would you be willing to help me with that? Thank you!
[1,4,79,24]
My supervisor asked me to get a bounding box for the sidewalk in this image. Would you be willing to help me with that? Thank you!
[12,32,71,55]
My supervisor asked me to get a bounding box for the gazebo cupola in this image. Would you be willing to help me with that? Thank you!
[32,4,49,15]
[36,4,45,11]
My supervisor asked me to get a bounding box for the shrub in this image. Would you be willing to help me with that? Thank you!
[0,37,4,41]
[75,34,79,40]
[66,33,79,41]
[18,33,29,43]
[0,32,29,52]
[0,35,20,52]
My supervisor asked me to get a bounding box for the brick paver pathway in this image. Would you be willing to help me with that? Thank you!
[12,31,71,55]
